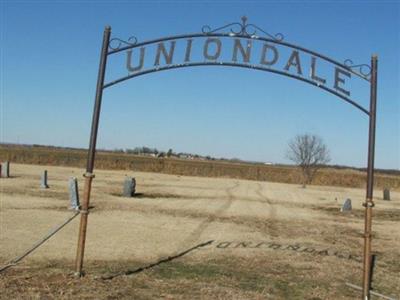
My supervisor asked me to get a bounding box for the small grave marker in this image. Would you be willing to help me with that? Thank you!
[383,188,390,201]
[69,177,80,210]
[123,177,136,197]
[40,170,49,189]
[340,198,352,212]
[1,161,10,178]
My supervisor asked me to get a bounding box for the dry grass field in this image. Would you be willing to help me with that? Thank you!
[1,145,400,190]
[0,164,399,299]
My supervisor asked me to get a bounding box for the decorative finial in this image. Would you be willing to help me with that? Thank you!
[202,17,284,41]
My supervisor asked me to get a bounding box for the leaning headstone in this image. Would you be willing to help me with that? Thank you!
[69,177,80,210]
[123,177,136,197]
[383,188,390,201]
[40,170,49,188]
[340,198,352,212]
[1,161,10,178]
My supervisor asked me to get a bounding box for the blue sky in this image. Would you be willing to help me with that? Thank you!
[1,1,399,169]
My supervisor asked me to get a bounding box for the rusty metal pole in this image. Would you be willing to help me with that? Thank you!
[362,55,378,299]
[75,25,111,276]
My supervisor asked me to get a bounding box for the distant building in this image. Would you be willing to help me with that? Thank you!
[178,153,193,160]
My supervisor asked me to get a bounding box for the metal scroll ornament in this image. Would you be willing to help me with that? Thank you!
[109,36,138,51]
[202,16,284,41]
[343,59,372,80]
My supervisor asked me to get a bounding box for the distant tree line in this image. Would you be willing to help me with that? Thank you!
[1,142,398,176]
[111,146,238,161]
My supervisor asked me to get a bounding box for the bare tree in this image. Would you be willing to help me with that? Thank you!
[286,134,330,187]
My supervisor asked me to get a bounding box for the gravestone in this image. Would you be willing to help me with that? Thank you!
[123,177,136,197]
[383,188,390,201]
[69,177,80,210]
[1,161,10,178]
[340,198,352,212]
[40,170,49,188]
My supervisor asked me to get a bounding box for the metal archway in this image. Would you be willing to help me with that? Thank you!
[75,17,378,299]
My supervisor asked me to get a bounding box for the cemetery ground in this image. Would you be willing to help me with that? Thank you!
[0,164,399,299]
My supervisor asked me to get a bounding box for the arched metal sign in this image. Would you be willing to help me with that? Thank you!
[75,17,378,299]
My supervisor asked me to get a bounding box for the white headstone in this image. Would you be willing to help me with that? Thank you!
[40,170,49,189]
[123,177,136,197]
[1,161,10,178]
[69,177,80,210]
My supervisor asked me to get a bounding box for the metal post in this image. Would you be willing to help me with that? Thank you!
[75,25,111,276]
[362,55,378,299]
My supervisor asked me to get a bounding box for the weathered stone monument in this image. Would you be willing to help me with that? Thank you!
[40,170,49,189]
[69,177,80,210]
[383,188,390,201]
[340,198,352,212]
[123,177,136,197]
[1,161,10,178]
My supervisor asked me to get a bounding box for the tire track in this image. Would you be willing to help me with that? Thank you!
[254,182,279,237]
[255,183,277,218]
[178,181,240,248]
